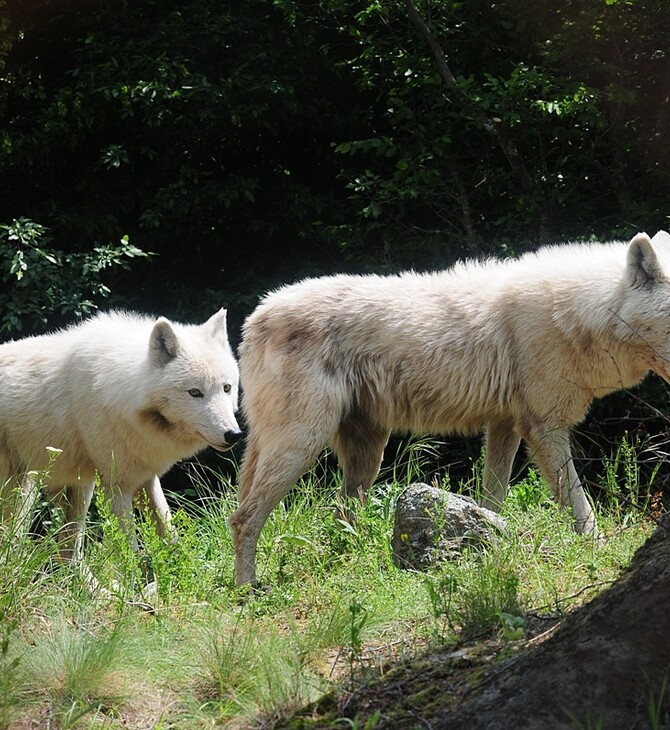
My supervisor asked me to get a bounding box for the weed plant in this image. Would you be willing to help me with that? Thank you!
[0,439,658,728]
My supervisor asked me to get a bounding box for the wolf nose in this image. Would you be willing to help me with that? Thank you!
[224,428,243,446]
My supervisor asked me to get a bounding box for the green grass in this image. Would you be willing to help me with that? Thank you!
[0,440,658,728]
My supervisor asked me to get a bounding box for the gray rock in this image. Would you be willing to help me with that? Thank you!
[391,483,507,570]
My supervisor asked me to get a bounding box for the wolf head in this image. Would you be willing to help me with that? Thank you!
[144,309,242,451]
[616,231,670,384]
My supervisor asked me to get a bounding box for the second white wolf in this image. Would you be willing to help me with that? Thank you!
[0,308,241,559]
[231,231,670,586]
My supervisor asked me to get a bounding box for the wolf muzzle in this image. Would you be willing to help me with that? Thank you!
[223,428,243,448]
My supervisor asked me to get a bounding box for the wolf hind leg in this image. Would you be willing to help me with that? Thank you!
[230,426,332,587]
[102,484,140,551]
[481,418,521,512]
[526,427,597,535]
[331,414,390,519]
[237,433,260,505]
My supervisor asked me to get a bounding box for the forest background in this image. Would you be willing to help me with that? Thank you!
[1,0,670,490]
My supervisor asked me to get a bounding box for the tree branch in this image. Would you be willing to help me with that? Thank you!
[405,0,536,196]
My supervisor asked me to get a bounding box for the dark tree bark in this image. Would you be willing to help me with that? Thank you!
[444,516,670,729]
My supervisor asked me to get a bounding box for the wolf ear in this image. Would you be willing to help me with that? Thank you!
[149,318,180,366]
[651,230,670,250]
[204,308,228,340]
[626,233,663,287]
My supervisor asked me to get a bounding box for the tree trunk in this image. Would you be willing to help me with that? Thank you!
[448,516,670,728]
[280,517,670,729]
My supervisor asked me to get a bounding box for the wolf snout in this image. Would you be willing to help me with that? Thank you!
[198,427,243,451]
[223,428,243,447]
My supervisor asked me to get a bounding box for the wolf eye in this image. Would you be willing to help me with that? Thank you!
[223,383,232,394]
[188,388,204,398]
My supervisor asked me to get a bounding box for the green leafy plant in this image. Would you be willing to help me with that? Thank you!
[600,434,661,526]
[498,611,525,642]
[346,597,369,682]
[0,217,149,337]
[424,571,459,643]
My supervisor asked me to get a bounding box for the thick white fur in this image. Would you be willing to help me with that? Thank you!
[0,309,240,559]
[230,231,670,586]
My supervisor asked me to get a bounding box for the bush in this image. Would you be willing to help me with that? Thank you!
[0,217,150,338]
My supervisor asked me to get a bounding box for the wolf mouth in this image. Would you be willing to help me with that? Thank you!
[196,432,233,451]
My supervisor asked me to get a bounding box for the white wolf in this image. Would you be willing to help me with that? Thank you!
[229,231,670,586]
[0,308,241,559]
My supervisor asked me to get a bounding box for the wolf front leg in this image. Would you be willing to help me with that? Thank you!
[134,475,176,541]
[527,426,598,535]
[57,482,95,561]
[0,471,41,540]
[103,483,140,551]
